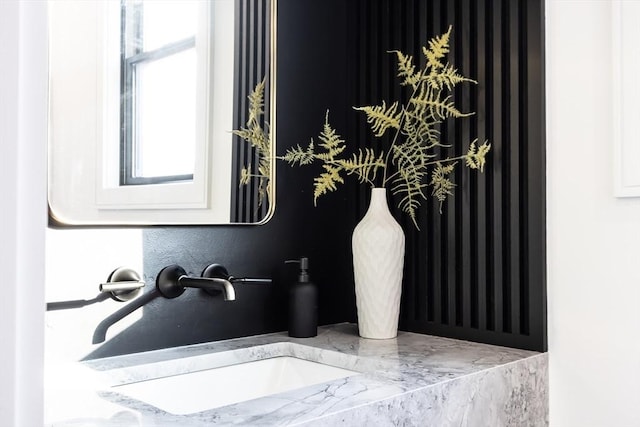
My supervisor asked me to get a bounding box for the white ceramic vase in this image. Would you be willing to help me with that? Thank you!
[352,187,405,339]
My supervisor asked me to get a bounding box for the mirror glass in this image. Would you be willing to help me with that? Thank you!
[48,0,276,225]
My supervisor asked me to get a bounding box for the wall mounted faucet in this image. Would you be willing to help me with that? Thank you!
[92,263,272,344]
[156,264,237,301]
[156,264,272,301]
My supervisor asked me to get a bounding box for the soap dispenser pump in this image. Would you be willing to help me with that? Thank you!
[285,257,318,338]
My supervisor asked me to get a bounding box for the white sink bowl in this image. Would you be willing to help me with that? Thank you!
[111,352,359,415]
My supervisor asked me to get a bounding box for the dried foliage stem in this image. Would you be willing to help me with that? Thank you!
[232,79,272,208]
[281,25,491,229]
[380,61,429,186]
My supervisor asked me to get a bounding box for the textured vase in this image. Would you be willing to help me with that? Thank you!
[352,187,405,339]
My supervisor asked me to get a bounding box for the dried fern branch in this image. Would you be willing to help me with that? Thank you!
[281,25,492,229]
[278,112,385,205]
[431,162,457,212]
[353,101,402,137]
[232,78,272,208]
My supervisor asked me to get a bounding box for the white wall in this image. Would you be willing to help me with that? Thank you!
[0,2,47,426]
[547,1,640,425]
[45,228,144,363]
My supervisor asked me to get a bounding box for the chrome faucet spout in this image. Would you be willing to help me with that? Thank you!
[178,275,236,301]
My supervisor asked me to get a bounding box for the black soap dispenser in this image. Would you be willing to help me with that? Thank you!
[286,257,318,338]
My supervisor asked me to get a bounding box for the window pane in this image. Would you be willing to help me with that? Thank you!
[141,1,197,51]
[134,48,196,178]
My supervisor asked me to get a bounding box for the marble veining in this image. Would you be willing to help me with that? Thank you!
[45,323,547,426]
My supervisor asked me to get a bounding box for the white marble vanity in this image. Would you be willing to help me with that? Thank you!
[45,323,548,426]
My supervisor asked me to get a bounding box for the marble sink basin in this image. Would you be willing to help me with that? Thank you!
[45,324,546,426]
[107,343,360,415]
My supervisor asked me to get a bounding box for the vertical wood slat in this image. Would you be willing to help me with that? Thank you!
[508,0,521,336]
[406,0,423,324]
[457,0,472,329]
[230,0,244,222]
[499,0,510,333]
[233,0,248,222]
[418,1,429,324]
[245,0,255,221]
[525,0,546,347]
[444,0,458,328]
[518,0,530,337]
[430,0,444,326]
[473,0,488,333]
[353,0,546,351]
[489,0,504,333]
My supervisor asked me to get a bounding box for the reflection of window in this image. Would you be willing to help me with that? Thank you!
[48,0,241,224]
[120,0,197,185]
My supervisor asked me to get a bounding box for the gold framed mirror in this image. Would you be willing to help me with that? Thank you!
[48,0,276,225]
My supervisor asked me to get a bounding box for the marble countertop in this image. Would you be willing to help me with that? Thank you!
[45,323,543,426]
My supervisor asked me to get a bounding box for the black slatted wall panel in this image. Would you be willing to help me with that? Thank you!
[231,0,271,223]
[352,0,546,351]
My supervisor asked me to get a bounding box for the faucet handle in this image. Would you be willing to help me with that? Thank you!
[156,265,188,299]
[201,264,231,281]
[100,267,145,302]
